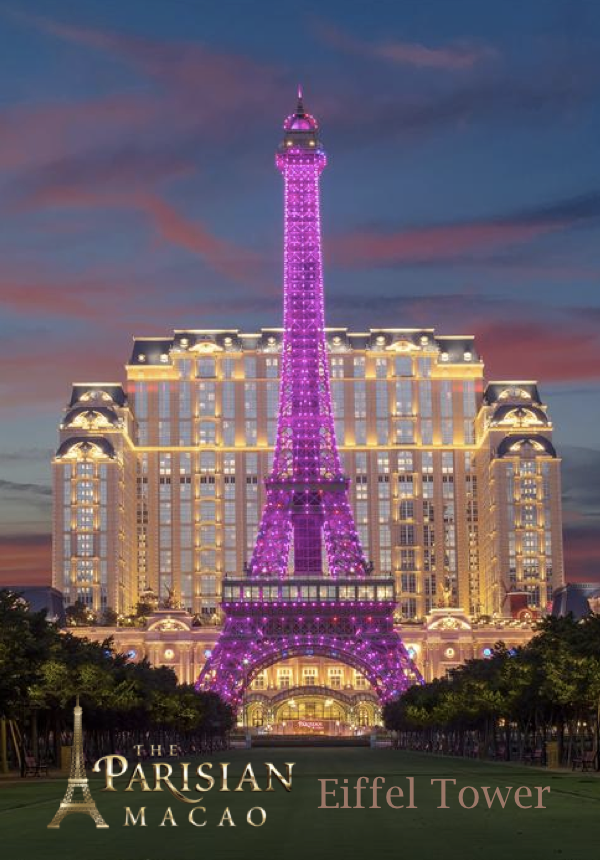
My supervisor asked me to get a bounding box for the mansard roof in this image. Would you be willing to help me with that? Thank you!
[63,406,120,429]
[55,437,116,459]
[69,384,126,407]
[490,404,549,427]
[484,382,541,406]
[127,328,481,364]
[496,434,556,458]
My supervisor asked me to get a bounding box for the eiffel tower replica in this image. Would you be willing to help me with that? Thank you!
[48,696,109,829]
[198,89,420,707]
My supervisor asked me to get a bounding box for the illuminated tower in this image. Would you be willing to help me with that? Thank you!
[48,697,108,829]
[198,90,420,706]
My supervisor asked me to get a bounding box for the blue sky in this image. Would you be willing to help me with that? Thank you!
[0,0,599,582]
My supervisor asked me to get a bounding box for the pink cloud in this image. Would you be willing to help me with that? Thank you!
[17,185,261,281]
[563,528,600,584]
[474,320,600,383]
[0,95,158,173]
[315,21,497,71]
[11,11,283,128]
[0,335,123,408]
[0,534,51,585]
[328,219,565,267]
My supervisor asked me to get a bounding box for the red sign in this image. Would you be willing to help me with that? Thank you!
[297,719,325,731]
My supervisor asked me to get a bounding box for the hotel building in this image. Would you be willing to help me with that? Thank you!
[53,326,563,626]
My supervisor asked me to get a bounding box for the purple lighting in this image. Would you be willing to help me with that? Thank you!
[197,91,421,707]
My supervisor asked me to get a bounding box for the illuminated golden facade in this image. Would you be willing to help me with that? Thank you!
[53,327,564,623]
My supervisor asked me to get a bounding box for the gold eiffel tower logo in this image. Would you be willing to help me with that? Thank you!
[48,696,109,829]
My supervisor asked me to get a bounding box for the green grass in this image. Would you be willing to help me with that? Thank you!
[1,748,598,860]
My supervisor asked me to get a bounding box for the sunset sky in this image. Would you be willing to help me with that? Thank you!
[1,0,599,585]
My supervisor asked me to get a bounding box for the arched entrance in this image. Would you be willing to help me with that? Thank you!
[198,633,416,708]
[240,655,382,736]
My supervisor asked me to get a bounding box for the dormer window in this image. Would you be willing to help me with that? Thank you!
[498,386,531,401]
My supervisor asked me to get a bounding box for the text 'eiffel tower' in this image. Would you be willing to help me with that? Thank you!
[198,89,421,706]
[48,697,109,829]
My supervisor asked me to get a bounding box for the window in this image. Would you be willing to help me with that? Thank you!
[196,358,215,378]
[396,419,414,444]
[394,356,413,377]
[400,525,415,546]
[375,358,387,378]
[422,475,434,499]
[395,380,412,415]
[463,380,476,417]
[354,381,366,418]
[417,357,431,378]
[440,380,453,417]
[442,452,454,473]
[244,356,256,378]
[463,419,475,444]
[398,450,413,473]
[201,575,217,595]
[400,548,415,571]
[401,573,417,593]
[76,481,94,503]
[303,668,318,686]
[135,383,148,419]
[521,478,538,499]
[278,669,291,690]
[245,420,257,445]
[441,418,453,445]
[198,382,216,416]
[354,672,368,690]
[198,421,216,445]
[355,419,367,445]
[353,356,365,377]
[158,420,170,446]
[421,419,433,445]
[398,474,414,498]
[400,500,414,520]
[331,357,344,378]
[222,357,235,379]
[376,381,388,418]
[252,674,266,690]
[158,382,170,419]
[522,505,538,527]
[76,507,94,530]
[328,668,343,689]
[200,501,216,521]
[401,598,417,619]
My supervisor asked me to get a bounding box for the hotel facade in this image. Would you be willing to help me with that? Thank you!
[53,327,564,680]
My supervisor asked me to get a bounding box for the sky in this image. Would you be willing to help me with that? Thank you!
[0,0,599,586]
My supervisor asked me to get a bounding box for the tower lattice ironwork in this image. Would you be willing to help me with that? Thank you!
[198,90,420,707]
[48,697,109,829]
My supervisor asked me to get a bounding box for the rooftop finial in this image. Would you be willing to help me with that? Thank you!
[297,84,304,113]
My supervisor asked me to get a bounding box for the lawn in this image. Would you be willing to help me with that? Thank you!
[0,748,598,860]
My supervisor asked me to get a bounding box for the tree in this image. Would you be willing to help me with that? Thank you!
[66,600,96,627]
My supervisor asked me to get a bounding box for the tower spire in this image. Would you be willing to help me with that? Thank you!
[297,83,304,113]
